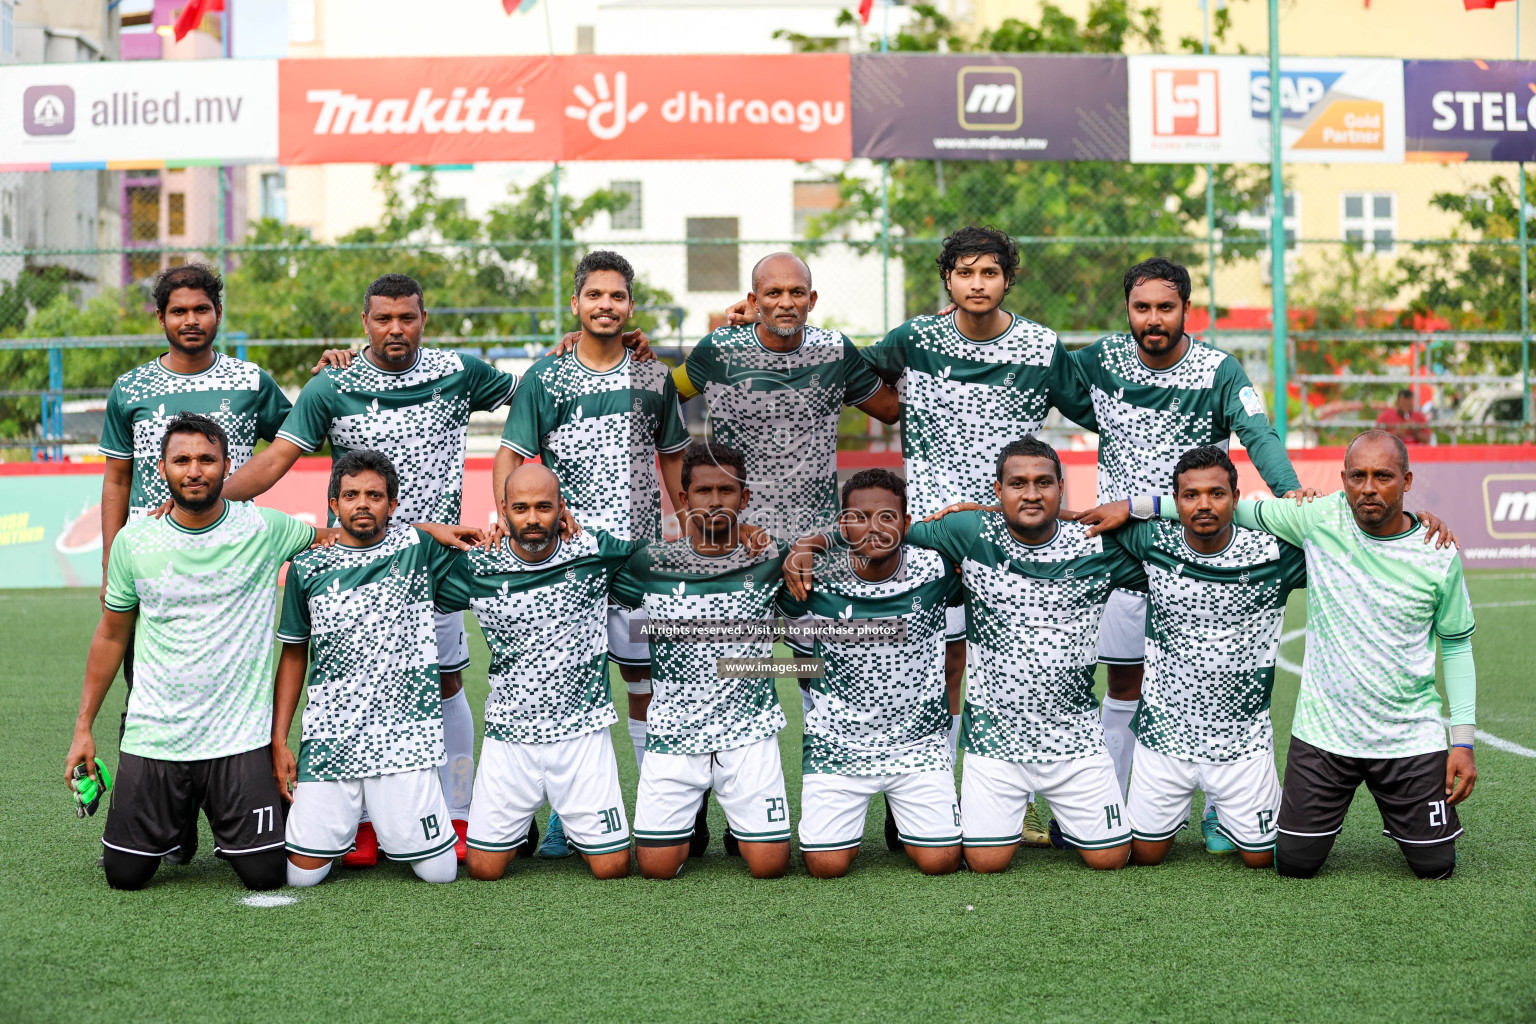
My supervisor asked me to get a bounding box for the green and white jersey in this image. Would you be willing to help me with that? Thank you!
[777,544,960,776]
[612,538,790,755]
[1114,518,1307,763]
[865,312,1094,516]
[104,501,315,761]
[98,353,291,518]
[906,511,1145,763]
[501,350,689,542]
[1233,492,1476,759]
[1072,333,1299,502]
[435,530,641,745]
[681,324,884,540]
[277,525,457,782]
[277,348,517,525]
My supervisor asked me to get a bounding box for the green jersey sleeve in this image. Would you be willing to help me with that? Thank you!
[609,551,648,609]
[256,506,318,560]
[1109,518,1156,562]
[416,526,467,595]
[466,354,519,412]
[1434,555,1476,641]
[1232,496,1330,549]
[500,371,548,459]
[104,534,139,612]
[98,383,134,460]
[1279,542,1308,592]
[683,335,717,395]
[775,585,809,620]
[1218,359,1300,496]
[1047,338,1097,430]
[656,374,692,453]
[431,549,475,614]
[862,326,908,383]
[254,369,294,442]
[842,333,884,406]
[276,376,336,453]
[276,568,312,642]
[1104,533,1149,592]
[595,529,647,569]
[904,512,977,566]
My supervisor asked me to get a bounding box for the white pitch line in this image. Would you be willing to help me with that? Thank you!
[1275,629,1535,758]
[1470,600,1536,609]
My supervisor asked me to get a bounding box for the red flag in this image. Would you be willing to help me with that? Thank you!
[858,0,874,25]
[502,0,519,12]
[1463,0,1513,9]
[172,0,225,42]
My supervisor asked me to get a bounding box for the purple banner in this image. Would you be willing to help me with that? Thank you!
[850,53,1128,161]
[1405,461,1536,568]
[1405,59,1536,161]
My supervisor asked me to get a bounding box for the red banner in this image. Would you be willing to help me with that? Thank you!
[275,55,851,164]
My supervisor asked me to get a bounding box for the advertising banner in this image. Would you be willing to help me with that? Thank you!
[561,54,850,161]
[277,56,561,165]
[850,53,1127,160]
[0,58,277,168]
[1405,59,1536,161]
[1129,55,1405,164]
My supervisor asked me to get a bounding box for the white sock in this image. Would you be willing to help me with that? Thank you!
[948,714,962,755]
[628,717,647,772]
[439,690,475,819]
[1101,696,1139,797]
[411,847,458,884]
[287,859,332,887]
[801,688,815,718]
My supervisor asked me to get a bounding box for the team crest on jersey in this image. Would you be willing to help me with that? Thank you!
[633,398,643,412]
[389,561,400,577]
[744,573,754,589]
[1169,397,1182,412]
[1004,372,1016,387]
[810,373,822,389]
[564,568,577,582]
[911,595,923,612]
[432,386,442,401]
[1239,571,1250,583]
[219,398,231,412]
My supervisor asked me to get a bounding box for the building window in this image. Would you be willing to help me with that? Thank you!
[609,180,641,230]
[793,180,840,237]
[260,170,287,222]
[576,25,595,54]
[1,2,14,58]
[686,217,739,292]
[1341,191,1395,255]
[167,192,186,236]
[1237,191,1299,251]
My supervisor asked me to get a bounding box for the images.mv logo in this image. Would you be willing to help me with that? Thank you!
[1152,69,1218,137]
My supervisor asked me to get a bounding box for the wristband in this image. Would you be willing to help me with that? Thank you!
[1153,495,1161,518]
[1129,494,1154,521]
[1449,724,1475,747]
[1452,744,1475,750]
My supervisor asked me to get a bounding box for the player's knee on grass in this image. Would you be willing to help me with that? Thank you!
[963,845,1016,874]
[439,670,463,699]
[1077,844,1131,871]
[1275,832,1335,879]
[804,848,859,879]
[466,848,516,881]
[229,850,287,891]
[1239,848,1275,870]
[906,844,961,876]
[584,850,631,880]
[411,848,458,884]
[1130,838,1173,866]
[636,841,689,880]
[740,840,790,879]
[1400,839,1456,880]
[287,855,333,887]
[102,848,159,891]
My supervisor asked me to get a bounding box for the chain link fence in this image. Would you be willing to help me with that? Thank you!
[1,157,1532,458]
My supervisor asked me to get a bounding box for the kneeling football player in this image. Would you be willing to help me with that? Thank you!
[436,464,637,881]
[614,444,792,880]
[781,469,963,877]
[274,450,486,886]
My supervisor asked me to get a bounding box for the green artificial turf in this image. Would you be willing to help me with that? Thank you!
[2,575,1533,1024]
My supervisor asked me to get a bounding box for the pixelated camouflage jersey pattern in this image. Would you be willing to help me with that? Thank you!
[612,538,790,755]
[277,348,517,526]
[98,353,291,517]
[278,526,458,782]
[864,312,1095,516]
[1072,333,1299,502]
[501,350,689,542]
[777,544,961,776]
[435,531,641,744]
[905,511,1146,763]
[1114,518,1306,764]
[684,325,883,540]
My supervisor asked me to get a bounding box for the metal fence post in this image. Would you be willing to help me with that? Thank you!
[1267,0,1289,444]
[41,346,64,461]
[551,162,562,344]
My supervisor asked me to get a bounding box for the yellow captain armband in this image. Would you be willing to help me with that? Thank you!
[671,363,700,400]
